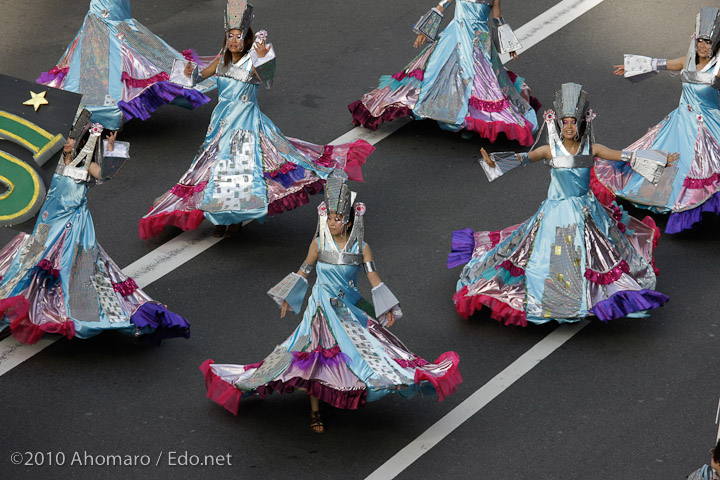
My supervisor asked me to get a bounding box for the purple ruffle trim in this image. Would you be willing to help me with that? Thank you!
[36,66,68,85]
[447,228,476,269]
[290,345,350,371]
[589,289,669,322]
[496,259,525,277]
[267,179,324,217]
[584,260,630,285]
[112,278,138,296]
[666,192,720,234]
[130,303,190,345]
[348,100,412,131]
[263,164,307,188]
[118,81,211,122]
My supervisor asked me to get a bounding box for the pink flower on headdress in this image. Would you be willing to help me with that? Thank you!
[543,109,555,122]
[318,202,327,216]
[585,109,596,122]
[255,30,268,41]
[354,202,366,216]
[90,123,103,136]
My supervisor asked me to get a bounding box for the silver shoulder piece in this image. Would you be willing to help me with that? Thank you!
[371,282,400,319]
[267,272,308,314]
[55,164,90,183]
[545,155,595,169]
[623,149,668,185]
[492,20,522,54]
[216,55,258,83]
[318,250,363,266]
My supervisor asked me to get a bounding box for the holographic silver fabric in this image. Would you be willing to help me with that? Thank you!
[68,245,100,323]
[116,20,177,74]
[413,48,469,124]
[78,14,110,106]
[540,224,583,318]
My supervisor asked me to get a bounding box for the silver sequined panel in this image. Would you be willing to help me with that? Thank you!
[91,267,127,324]
[413,48,469,124]
[235,341,301,391]
[0,225,50,298]
[203,130,265,212]
[116,20,177,74]
[79,14,110,106]
[337,306,409,388]
[68,246,100,323]
[540,225,584,318]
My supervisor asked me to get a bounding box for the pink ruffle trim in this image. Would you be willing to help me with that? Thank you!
[469,96,510,113]
[590,167,616,206]
[113,278,138,296]
[199,359,243,415]
[584,260,630,285]
[2,295,76,345]
[488,230,501,248]
[266,162,297,177]
[170,182,207,198]
[413,351,462,402]
[348,100,411,131]
[496,259,525,277]
[641,215,661,275]
[606,203,628,233]
[395,357,429,369]
[121,71,170,88]
[267,180,325,217]
[683,172,720,189]
[391,69,424,82]
[139,209,205,240]
[319,139,373,182]
[453,286,527,327]
[463,116,535,146]
[37,259,60,279]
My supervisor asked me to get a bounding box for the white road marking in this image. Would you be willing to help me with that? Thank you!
[715,397,720,441]
[365,321,589,480]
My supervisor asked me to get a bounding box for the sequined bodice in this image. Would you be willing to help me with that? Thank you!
[546,139,592,199]
[316,240,362,293]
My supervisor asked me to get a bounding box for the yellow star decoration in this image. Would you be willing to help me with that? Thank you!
[23,90,49,111]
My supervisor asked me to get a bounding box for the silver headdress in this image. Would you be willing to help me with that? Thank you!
[316,171,366,265]
[225,0,254,39]
[544,83,594,157]
[696,7,720,54]
[552,82,589,129]
[324,171,353,223]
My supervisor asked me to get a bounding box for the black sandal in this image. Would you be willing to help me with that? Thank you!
[225,223,242,238]
[213,225,227,238]
[310,410,325,434]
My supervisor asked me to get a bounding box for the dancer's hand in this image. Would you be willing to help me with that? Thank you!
[613,64,625,76]
[184,60,194,77]
[480,148,496,168]
[105,131,117,152]
[668,152,679,164]
[254,39,270,58]
[384,310,395,327]
[281,301,294,318]
[414,33,427,48]
[509,51,519,60]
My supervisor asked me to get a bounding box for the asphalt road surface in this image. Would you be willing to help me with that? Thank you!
[1,1,718,479]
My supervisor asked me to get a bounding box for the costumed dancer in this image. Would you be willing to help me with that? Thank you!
[37,0,216,129]
[139,1,373,239]
[200,172,461,433]
[348,0,539,145]
[0,114,190,345]
[687,438,720,480]
[593,7,720,233]
[448,83,675,326]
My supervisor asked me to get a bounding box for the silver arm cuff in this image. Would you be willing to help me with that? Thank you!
[655,58,667,70]
[299,262,314,275]
[620,150,633,163]
[438,0,450,8]
[492,16,506,26]
[363,261,376,274]
[371,282,400,318]
[267,273,308,314]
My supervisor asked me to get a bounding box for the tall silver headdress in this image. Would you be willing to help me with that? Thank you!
[225,0,254,40]
[544,82,594,154]
[324,170,353,223]
[552,82,589,128]
[696,7,720,54]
